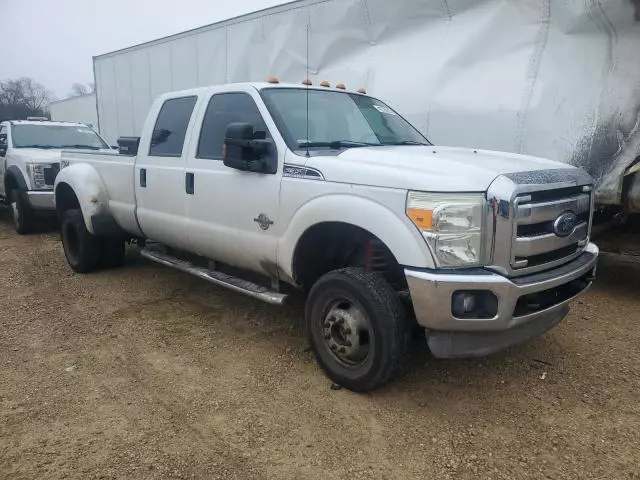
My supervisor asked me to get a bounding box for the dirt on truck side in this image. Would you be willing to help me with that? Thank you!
[0,208,639,480]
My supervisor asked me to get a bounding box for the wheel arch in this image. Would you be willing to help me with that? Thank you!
[54,163,110,235]
[279,194,434,288]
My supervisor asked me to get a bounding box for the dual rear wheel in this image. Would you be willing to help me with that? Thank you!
[60,209,125,273]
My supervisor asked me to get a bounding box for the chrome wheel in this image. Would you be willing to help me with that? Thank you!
[322,299,372,366]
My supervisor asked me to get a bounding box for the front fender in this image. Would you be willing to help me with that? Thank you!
[55,163,110,235]
[278,194,435,280]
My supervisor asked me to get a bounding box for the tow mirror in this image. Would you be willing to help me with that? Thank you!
[223,123,271,173]
[0,134,7,156]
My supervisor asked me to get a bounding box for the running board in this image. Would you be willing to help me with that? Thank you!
[140,248,288,306]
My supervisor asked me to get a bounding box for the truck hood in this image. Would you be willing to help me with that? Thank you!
[305,146,573,192]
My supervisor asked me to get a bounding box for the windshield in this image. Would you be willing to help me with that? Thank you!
[12,124,108,149]
[261,88,430,152]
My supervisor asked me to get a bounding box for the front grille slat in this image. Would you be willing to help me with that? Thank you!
[513,222,587,257]
[517,193,590,225]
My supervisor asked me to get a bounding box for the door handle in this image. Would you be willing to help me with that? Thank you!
[185,172,194,195]
[140,168,147,187]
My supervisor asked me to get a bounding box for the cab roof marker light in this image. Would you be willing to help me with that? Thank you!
[267,76,280,84]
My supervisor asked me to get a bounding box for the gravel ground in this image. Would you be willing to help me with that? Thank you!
[1,208,639,480]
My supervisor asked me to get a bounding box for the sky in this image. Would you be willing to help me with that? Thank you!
[1,0,285,99]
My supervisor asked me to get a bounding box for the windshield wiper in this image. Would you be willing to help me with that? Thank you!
[381,140,430,146]
[15,144,57,149]
[297,140,379,149]
[61,144,101,150]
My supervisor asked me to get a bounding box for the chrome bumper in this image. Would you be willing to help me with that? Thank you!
[26,190,55,210]
[405,243,598,358]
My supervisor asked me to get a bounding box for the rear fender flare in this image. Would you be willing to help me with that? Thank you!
[54,163,110,235]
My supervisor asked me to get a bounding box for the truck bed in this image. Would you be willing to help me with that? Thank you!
[61,150,140,236]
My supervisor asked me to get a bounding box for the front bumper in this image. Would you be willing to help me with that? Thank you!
[26,190,55,210]
[405,242,598,358]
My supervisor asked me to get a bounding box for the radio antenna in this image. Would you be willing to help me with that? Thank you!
[305,20,310,158]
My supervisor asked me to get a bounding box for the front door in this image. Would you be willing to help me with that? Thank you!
[134,95,198,249]
[184,90,281,275]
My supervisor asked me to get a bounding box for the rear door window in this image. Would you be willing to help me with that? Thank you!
[149,96,197,157]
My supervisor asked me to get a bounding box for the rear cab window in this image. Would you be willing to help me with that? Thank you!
[149,96,197,157]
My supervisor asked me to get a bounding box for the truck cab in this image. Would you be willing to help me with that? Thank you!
[54,82,599,391]
[0,119,112,234]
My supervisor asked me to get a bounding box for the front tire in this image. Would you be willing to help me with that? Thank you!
[10,189,34,235]
[61,209,100,273]
[305,268,410,392]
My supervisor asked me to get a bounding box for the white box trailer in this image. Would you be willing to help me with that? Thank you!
[49,93,99,130]
[92,0,640,211]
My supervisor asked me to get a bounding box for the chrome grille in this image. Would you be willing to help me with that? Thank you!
[485,169,594,278]
[512,187,591,272]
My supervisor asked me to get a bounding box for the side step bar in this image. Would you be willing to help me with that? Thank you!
[140,248,288,306]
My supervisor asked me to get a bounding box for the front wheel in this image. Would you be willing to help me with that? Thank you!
[305,268,411,392]
[10,189,35,235]
[61,209,100,273]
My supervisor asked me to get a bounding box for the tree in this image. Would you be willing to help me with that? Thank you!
[0,77,53,121]
[68,82,95,98]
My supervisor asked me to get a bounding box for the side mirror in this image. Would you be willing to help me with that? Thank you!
[117,136,140,156]
[223,123,271,173]
[0,134,7,156]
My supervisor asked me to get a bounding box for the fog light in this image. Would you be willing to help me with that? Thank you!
[452,291,498,319]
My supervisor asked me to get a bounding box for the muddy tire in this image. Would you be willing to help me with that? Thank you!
[61,209,100,273]
[305,268,410,392]
[100,237,126,269]
[10,189,34,235]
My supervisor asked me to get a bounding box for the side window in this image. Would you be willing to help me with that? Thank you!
[197,93,270,160]
[149,96,197,157]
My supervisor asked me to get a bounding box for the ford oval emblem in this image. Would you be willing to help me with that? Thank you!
[553,212,578,237]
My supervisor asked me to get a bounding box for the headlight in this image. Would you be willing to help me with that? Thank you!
[407,191,485,267]
[26,163,48,190]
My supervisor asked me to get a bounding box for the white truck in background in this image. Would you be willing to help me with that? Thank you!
[0,119,112,234]
[54,82,598,391]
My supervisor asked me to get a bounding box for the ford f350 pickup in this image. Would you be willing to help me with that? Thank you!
[54,81,598,391]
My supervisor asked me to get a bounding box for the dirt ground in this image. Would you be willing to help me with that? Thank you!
[0,209,639,480]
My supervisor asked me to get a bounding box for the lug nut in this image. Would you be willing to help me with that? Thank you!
[337,318,345,325]
[339,347,346,353]
[324,322,331,328]
[331,344,337,350]
[325,334,331,340]
[345,341,352,347]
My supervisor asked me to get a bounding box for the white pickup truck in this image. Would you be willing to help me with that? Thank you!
[54,81,599,391]
[0,119,112,234]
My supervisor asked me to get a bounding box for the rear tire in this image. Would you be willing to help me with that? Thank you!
[305,268,411,392]
[10,189,34,235]
[99,236,126,269]
[61,209,100,273]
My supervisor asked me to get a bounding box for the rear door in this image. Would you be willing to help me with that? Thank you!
[134,95,199,249]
